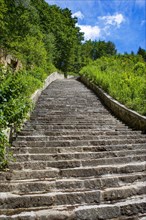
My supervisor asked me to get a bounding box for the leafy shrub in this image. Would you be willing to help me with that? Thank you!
[0,66,52,169]
[0,131,9,169]
[80,55,146,115]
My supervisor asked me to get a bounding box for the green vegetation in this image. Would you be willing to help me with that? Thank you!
[80,55,146,116]
[0,66,45,168]
[81,40,117,66]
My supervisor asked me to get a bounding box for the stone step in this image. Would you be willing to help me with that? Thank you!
[11,144,146,154]
[0,195,145,219]
[21,127,132,134]
[12,149,146,160]
[25,120,126,125]
[29,115,117,120]
[30,113,113,118]
[60,161,146,178]
[74,196,146,220]
[28,119,121,124]
[0,182,145,210]
[0,162,145,181]
[30,111,115,115]
[29,118,118,124]
[0,168,59,181]
[0,173,145,194]
[101,181,146,203]
[12,138,146,148]
[31,106,106,111]
[12,155,146,169]
[18,130,141,136]
[26,125,131,130]
[15,134,146,142]
[0,190,101,210]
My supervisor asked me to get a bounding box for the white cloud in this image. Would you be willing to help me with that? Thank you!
[76,13,125,41]
[72,11,84,20]
[98,13,125,28]
[78,25,101,40]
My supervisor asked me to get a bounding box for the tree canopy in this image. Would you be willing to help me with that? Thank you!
[81,40,117,66]
[0,0,84,73]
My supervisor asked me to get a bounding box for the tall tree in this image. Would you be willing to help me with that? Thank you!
[31,1,84,73]
[137,47,146,61]
[81,40,117,66]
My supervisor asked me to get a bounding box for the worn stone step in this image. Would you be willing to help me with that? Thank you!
[0,190,101,210]
[25,124,129,131]
[18,129,142,136]
[1,162,145,181]
[0,183,145,210]
[0,195,145,219]
[12,155,146,169]
[29,115,116,120]
[15,134,146,142]
[29,116,117,121]
[21,127,132,135]
[30,113,112,118]
[35,107,120,111]
[29,114,119,119]
[0,173,145,194]
[11,144,146,154]
[0,168,59,181]
[74,196,146,220]
[60,161,146,178]
[29,106,108,111]
[8,155,146,171]
[12,138,146,149]
[101,181,146,202]
[0,183,145,211]
[12,149,146,161]
[35,104,104,108]
[28,120,122,125]
[0,209,73,220]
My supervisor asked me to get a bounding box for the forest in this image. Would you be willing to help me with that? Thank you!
[0,0,146,168]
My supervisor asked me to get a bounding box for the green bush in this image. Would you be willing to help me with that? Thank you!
[80,55,146,115]
[0,66,52,169]
[0,131,9,169]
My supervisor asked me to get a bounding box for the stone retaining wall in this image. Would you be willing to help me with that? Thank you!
[80,76,146,133]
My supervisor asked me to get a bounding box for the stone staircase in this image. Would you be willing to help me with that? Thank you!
[0,79,146,219]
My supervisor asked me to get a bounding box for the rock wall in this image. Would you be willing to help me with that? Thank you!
[0,49,22,71]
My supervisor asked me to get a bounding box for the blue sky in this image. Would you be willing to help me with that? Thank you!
[45,0,146,54]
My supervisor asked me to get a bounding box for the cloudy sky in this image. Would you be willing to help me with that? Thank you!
[46,0,146,54]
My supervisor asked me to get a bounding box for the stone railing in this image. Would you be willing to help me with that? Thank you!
[80,76,146,133]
